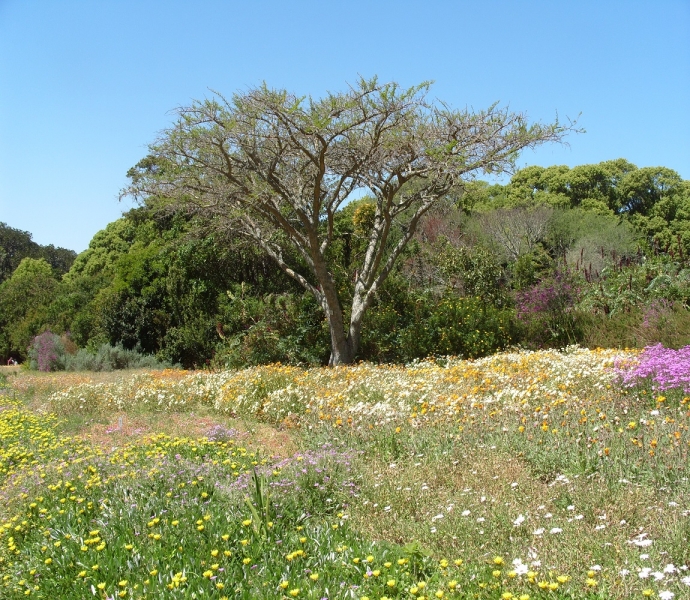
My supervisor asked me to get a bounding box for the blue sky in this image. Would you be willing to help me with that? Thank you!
[1,0,688,253]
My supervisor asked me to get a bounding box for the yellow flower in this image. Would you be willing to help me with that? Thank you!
[242,519,252,527]
[279,581,289,589]
[97,583,106,590]
[493,556,504,565]
[387,579,396,588]
[309,573,319,581]
[119,580,128,587]
[288,589,300,597]
[492,570,502,578]
[585,578,598,587]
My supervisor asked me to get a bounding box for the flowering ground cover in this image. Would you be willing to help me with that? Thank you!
[1,346,690,599]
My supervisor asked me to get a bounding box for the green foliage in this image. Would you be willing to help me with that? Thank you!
[361,289,515,362]
[0,222,76,284]
[214,287,330,367]
[2,158,689,367]
[0,258,59,360]
[244,469,273,538]
[579,255,690,316]
[581,302,690,350]
[435,243,507,305]
[548,208,639,264]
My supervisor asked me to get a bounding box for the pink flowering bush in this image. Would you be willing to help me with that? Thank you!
[27,330,65,372]
[616,343,690,393]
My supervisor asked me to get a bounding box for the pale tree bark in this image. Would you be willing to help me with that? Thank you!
[123,77,577,364]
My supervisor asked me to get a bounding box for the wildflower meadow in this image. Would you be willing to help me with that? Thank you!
[1,346,690,599]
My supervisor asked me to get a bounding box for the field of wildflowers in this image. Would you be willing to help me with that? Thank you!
[1,346,690,599]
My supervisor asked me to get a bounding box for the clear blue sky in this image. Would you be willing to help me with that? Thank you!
[1,0,688,253]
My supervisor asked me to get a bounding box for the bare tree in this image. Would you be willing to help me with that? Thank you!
[123,77,573,365]
[479,205,555,261]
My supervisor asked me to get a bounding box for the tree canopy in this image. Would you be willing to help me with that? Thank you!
[123,77,574,364]
[0,222,76,283]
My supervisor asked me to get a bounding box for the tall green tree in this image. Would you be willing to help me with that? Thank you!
[123,78,573,364]
[0,257,59,360]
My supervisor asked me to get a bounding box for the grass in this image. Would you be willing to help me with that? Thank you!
[1,348,689,599]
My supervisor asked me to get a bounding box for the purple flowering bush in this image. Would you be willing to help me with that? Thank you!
[616,343,690,394]
[515,269,583,348]
[27,330,65,372]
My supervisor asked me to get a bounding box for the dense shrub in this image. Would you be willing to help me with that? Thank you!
[362,293,515,362]
[213,289,330,368]
[27,331,66,371]
[27,332,171,372]
[515,269,583,348]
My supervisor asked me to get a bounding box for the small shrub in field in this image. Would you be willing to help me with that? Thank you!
[27,330,65,371]
[65,343,171,371]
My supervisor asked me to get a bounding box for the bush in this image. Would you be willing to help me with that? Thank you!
[515,269,584,348]
[64,343,172,371]
[214,289,330,368]
[27,330,65,371]
[27,332,171,372]
[580,302,690,350]
[362,292,515,362]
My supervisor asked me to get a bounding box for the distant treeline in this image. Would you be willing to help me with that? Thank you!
[0,223,76,283]
[2,159,690,368]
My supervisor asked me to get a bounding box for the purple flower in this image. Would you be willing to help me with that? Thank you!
[616,344,690,392]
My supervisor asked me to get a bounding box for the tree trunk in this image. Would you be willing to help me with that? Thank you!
[327,318,355,366]
[312,256,356,366]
